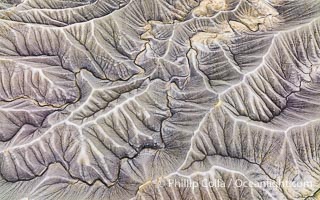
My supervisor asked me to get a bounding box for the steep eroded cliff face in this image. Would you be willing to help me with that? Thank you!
[0,0,319,199]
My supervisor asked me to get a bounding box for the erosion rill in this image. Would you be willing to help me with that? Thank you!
[0,0,319,199]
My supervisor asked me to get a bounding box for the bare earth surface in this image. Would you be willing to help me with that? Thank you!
[0,0,320,199]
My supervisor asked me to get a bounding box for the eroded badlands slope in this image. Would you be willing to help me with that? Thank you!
[0,0,320,199]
